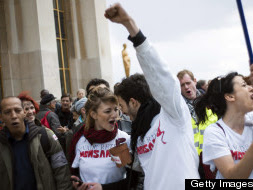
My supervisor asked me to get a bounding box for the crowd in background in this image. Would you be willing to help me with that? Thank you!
[1,2,253,190]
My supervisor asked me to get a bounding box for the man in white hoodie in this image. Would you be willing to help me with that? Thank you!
[74,3,200,190]
[104,3,200,190]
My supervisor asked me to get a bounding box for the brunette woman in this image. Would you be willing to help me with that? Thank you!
[195,72,253,179]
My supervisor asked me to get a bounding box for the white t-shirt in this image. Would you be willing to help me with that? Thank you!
[203,118,253,179]
[72,130,130,184]
[135,40,200,190]
[137,114,159,174]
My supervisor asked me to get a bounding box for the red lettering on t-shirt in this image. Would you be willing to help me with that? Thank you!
[238,152,242,159]
[156,121,166,144]
[143,144,149,153]
[137,142,155,155]
[100,150,105,157]
[80,149,120,158]
[93,150,99,158]
[88,150,93,158]
[137,146,144,154]
[230,150,245,160]
[80,151,85,158]
[148,142,154,151]
[233,151,238,160]
[106,150,110,157]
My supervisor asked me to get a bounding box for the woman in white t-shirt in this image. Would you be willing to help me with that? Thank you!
[195,72,253,179]
[70,87,130,189]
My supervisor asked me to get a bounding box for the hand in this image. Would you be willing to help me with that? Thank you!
[71,176,88,190]
[86,182,102,190]
[57,126,69,133]
[104,3,139,37]
[104,3,131,24]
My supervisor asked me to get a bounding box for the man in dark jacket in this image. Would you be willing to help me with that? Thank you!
[55,93,74,131]
[0,96,72,190]
[36,93,67,151]
[37,93,62,135]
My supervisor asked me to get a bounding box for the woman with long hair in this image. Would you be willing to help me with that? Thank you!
[195,72,253,179]
[70,87,130,189]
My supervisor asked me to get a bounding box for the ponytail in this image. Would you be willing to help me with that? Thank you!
[194,95,209,124]
[195,72,239,124]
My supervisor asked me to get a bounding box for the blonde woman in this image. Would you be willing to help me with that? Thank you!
[70,87,130,189]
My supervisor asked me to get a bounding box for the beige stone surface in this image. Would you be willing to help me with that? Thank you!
[0,0,61,100]
[0,0,113,99]
[66,0,113,93]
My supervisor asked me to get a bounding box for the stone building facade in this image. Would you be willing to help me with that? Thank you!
[0,0,113,100]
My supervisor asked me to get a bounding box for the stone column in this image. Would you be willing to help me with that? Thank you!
[65,0,113,93]
[0,0,61,100]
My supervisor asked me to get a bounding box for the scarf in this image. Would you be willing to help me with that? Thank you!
[83,124,118,145]
[127,98,160,189]
[183,89,202,124]
[69,123,118,165]
[131,98,161,153]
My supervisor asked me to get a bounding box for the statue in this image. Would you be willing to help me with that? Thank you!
[122,43,131,77]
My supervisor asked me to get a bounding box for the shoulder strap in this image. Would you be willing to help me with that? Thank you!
[39,127,51,159]
[45,111,51,118]
[216,123,226,136]
[41,111,52,129]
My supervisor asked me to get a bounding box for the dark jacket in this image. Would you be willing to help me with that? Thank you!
[0,122,72,190]
[37,105,62,137]
[37,105,68,153]
[55,108,74,130]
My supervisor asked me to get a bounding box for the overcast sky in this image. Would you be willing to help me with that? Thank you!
[105,0,253,83]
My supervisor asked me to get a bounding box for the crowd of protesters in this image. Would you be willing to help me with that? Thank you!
[1,2,253,190]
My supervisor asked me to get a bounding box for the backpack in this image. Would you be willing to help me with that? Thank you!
[41,111,52,129]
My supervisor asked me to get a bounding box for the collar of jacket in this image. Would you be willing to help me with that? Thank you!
[39,106,52,112]
[0,121,42,144]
